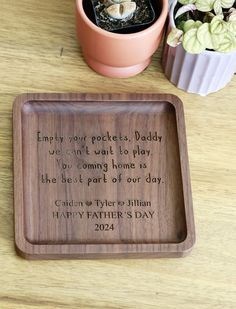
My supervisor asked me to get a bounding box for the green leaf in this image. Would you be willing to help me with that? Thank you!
[183,20,202,32]
[167,28,184,47]
[210,15,228,34]
[183,28,206,53]
[220,0,235,9]
[211,33,225,50]
[228,20,236,33]
[213,0,223,15]
[215,32,236,52]
[195,21,203,28]
[195,0,215,12]
[178,21,187,31]
[197,23,214,49]
[183,19,196,32]
[178,0,196,4]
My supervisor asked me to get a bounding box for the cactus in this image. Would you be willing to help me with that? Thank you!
[167,0,236,53]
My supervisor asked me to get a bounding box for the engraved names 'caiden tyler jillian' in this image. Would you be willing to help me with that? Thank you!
[54,199,152,208]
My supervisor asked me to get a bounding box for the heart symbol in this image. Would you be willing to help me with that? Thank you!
[85,201,92,206]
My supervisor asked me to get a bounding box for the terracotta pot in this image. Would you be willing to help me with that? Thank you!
[162,0,236,96]
[76,0,168,78]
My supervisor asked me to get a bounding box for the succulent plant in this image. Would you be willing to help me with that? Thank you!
[102,0,137,20]
[167,0,236,53]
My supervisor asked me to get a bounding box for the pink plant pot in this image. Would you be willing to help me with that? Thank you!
[76,0,168,78]
[162,0,236,96]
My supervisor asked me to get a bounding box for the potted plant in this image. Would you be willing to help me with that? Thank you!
[76,0,168,78]
[162,0,236,95]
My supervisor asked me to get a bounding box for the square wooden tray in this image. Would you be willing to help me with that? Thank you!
[13,93,195,259]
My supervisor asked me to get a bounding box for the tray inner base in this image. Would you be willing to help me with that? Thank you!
[21,100,187,245]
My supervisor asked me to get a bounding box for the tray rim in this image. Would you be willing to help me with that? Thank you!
[13,93,195,259]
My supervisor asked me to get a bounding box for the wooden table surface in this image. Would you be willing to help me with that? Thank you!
[0,1,235,308]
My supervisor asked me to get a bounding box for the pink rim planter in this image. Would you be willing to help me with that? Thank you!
[76,0,168,78]
[162,0,236,96]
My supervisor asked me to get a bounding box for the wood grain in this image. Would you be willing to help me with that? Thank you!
[13,93,195,259]
[0,0,235,308]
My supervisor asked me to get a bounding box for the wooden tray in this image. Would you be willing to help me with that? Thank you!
[13,93,195,259]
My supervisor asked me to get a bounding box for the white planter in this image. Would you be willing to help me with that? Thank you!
[168,0,175,8]
[162,0,236,96]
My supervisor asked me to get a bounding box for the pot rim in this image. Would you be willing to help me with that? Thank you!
[76,0,168,39]
[169,0,236,56]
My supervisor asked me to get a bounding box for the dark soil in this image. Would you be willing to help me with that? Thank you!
[91,0,155,32]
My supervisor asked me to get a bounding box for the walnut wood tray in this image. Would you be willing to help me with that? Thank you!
[13,93,195,259]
